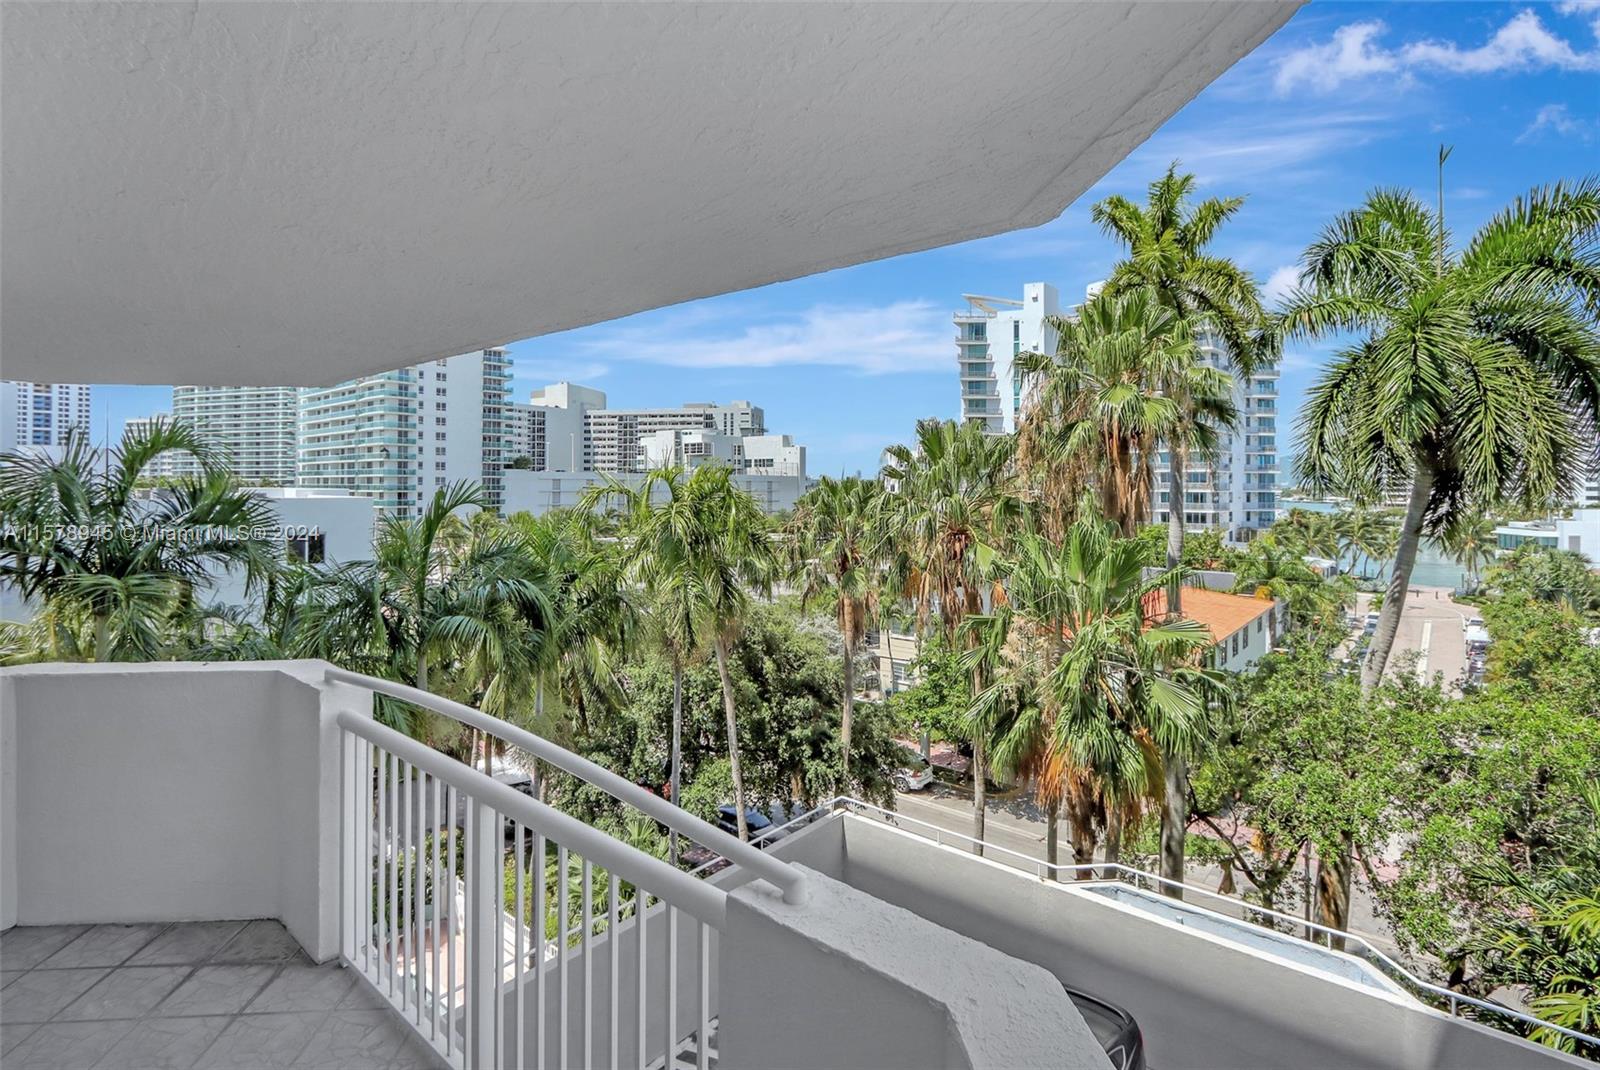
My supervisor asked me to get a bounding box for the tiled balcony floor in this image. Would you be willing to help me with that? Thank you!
[0,920,439,1069]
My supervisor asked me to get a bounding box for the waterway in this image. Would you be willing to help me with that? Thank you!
[1279,498,1468,589]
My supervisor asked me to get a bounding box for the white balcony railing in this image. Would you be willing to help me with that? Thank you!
[327,666,805,1070]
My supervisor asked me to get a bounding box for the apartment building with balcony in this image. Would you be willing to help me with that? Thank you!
[172,385,299,484]
[296,371,419,518]
[413,348,513,513]
[1151,334,1281,540]
[583,400,765,473]
[955,283,1061,434]
[0,381,92,457]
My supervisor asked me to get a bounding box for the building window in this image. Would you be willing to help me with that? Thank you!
[286,533,326,564]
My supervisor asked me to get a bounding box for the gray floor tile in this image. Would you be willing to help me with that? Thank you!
[0,925,91,970]
[57,965,190,1021]
[92,1014,231,1070]
[127,922,248,966]
[213,920,309,964]
[245,964,355,1014]
[0,966,109,1023]
[2,1018,136,1068]
[193,1011,324,1069]
[38,924,167,968]
[336,976,390,1010]
[290,1009,415,1069]
[156,964,276,1017]
[1,1020,40,1057]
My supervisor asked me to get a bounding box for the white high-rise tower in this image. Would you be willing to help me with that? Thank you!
[955,283,1060,434]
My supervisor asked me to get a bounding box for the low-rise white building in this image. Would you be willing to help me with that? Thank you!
[1495,509,1600,562]
[502,467,810,518]
[208,487,376,607]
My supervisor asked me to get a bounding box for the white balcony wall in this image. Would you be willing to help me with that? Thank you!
[0,661,359,961]
[769,815,1587,1070]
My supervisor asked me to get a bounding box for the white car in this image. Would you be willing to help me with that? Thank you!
[893,748,935,792]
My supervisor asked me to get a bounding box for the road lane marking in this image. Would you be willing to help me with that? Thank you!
[1416,620,1433,680]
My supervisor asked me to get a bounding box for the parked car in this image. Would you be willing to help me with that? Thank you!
[893,747,935,793]
[1061,984,1145,1070]
[714,803,810,846]
[1363,611,1380,636]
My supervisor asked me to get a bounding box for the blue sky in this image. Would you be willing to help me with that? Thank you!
[95,2,1600,477]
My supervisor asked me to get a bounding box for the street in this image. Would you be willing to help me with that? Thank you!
[1355,584,1478,692]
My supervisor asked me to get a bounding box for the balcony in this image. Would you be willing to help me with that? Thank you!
[3,661,1589,1070]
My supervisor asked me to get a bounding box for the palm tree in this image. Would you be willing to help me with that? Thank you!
[1045,508,1226,876]
[0,421,276,660]
[787,476,882,784]
[1286,176,1600,697]
[1333,507,1397,580]
[592,466,774,841]
[1231,535,1349,629]
[880,419,1016,853]
[1017,289,1193,537]
[1283,173,1600,936]
[1092,162,1267,368]
[1278,508,1341,561]
[1441,511,1499,592]
[1091,163,1263,893]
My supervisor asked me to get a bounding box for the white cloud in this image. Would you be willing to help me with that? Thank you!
[511,358,610,383]
[1275,10,1600,95]
[1262,265,1301,307]
[568,300,953,376]
[1517,102,1594,143]
[1124,111,1388,188]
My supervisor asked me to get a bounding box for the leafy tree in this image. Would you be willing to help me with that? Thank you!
[1231,535,1350,629]
[1487,543,1600,618]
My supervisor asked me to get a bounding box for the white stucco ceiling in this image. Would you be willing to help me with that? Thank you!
[2,2,1297,386]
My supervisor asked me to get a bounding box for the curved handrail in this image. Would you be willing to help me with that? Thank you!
[324,665,806,905]
[338,711,727,929]
[824,797,1600,1056]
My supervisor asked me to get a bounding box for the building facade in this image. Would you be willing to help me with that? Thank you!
[0,381,93,456]
[529,382,607,471]
[1151,333,1280,540]
[295,370,419,517]
[121,415,182,480]
[955,283,1060,434]
[502,467,810,518]
[412,347,512,512]
[583,399,766,472]
[956,284,1279,540]
[169,385,299,485]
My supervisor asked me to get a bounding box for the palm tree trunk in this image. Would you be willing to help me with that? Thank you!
[840,634,855,783]
[1046,796,1060,881]
[1069,795,1097,879]
[1104,802,1124,878]
[1361,466,1433,693]
[93,613,111,661]
[669,661,683,865]
[1161,448,1188,897]
[530,680,544,798]
[416,651,429,694]
[1316,830,1354,952]
[712,635,750,841]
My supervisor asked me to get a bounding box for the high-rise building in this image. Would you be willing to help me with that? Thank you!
[1150,333,1280,540]
[525,382,607,471]
[955,283,1060,434]
[297,348,511,518]
[412,347,512,512]
[0,381,93,456]
[954,283,1279,539]
[296,370,419,517]
[121,415,182,480]
[168,385,298,484]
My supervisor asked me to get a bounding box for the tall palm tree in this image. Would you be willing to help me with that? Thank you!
[1091,163,1263,894]
[1333,507,1397,580]
[787,476,882,784]
[1045,508,1225,875]
[1231,535,1349,629]
[1016,289,1188,537]
[0,421,276,660]
[1286,177,1600,696]
[592,466,774,841]
[1283,174,1600,935]
[880,419,1016,853]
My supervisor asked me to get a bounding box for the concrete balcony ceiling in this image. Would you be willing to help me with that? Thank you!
[1,1,1298,386]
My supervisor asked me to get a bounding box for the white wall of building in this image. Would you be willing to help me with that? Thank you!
[0,661,357,961]
[171,385,299,485]
[956,283,1059,434]
[209,488,377,607]
[530,382,606,472]
[503,468,809,517]
[414,347,511,511]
